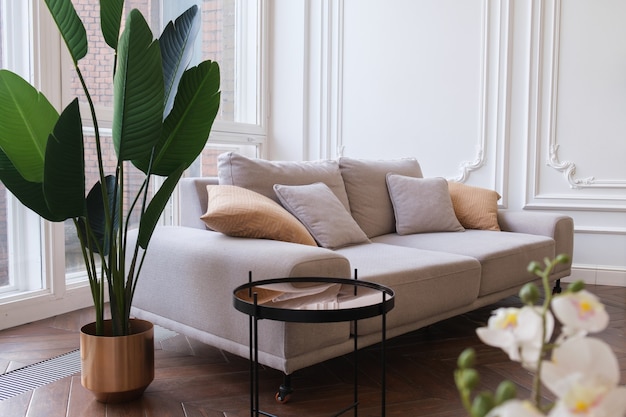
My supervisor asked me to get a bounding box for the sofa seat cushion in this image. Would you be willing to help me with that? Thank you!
[334,243,480,335]
[218,152,351,211]
[372,230,555,296]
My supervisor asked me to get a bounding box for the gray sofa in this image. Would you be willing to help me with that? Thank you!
[129,153,573,378]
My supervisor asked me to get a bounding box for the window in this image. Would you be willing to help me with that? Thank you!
[0,0,266,328]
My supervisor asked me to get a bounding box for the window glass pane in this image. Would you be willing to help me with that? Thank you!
[192,143,259,177]
[68,0,152,110]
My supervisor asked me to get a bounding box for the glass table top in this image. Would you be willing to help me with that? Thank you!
[233,277,395,323]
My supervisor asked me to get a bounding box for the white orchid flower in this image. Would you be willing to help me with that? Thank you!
[476,306,554,370]
[542,337,626,417]
[485,399,544,417]
[547,383,626,417]
[551,290,609,340]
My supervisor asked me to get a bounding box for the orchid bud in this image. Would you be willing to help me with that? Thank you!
[519,283,539,305]
[555,253,570,264]
[566,280,584,293]
[494,380,516,404]
[457,348,476,369]
[457,368,480,391]
[471,391,495,417]
[527,261,542,275]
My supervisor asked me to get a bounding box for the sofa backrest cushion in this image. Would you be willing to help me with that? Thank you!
[339,157,423,238]
[218,152,351,211]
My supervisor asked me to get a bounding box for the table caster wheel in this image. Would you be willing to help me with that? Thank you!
[275,391,291,403]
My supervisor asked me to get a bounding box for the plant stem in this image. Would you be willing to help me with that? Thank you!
[531,258,558,408]
[74,66,112,335]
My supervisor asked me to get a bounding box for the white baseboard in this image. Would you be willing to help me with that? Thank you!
[563,265,626,287]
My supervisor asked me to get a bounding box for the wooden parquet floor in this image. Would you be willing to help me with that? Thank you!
[0,284,624,417]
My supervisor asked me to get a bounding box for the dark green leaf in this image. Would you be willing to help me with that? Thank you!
[80,175,119,255]
[137,165,185,248]
[133,61,220,175]
[0,70,59,182]
[0,149,63,221]
[100,0,124,49]
[43,99,86,219]
[44,0,88,63]
[160,5,200,117]
[113,9,164,162]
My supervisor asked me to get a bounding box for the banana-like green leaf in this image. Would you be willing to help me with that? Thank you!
[137,165,185,249]
[43,99,86,219]
[133,61,220,176]
[160,5,200,117]
[44,0,88,63]
[113,9,164,162]
[79,175,119,255]
[0,70,59,183]
[100,0,124,49]
[0,149,63,222]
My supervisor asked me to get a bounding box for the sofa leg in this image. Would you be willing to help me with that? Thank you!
[552,279,562,294]
[275,373,293,403]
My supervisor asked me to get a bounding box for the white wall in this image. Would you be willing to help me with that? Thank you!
[269,0,626,287]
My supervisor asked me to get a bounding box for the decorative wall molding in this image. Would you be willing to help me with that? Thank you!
[548,143,626,189]
[449,0,510,192]
[543,0,626,190]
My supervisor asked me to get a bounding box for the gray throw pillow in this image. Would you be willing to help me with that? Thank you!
[386,174,464,235]
[273,182,370,249]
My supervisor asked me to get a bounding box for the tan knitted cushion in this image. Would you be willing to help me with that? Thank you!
[200,185,317,245]
[447,182,501,231]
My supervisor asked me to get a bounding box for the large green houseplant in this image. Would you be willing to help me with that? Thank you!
[0,0,220,338]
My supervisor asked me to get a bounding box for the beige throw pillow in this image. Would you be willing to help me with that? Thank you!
[200,185,317,246]
[273,182,370,250]
[386,174,464,235]
[447,181,501,231]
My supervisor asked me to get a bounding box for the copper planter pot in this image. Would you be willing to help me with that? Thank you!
[80,319,154,403]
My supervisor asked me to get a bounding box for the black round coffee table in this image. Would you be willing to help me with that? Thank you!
[233,276,395,417]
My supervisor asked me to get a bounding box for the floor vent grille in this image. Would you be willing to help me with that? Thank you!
[0,350,80,401]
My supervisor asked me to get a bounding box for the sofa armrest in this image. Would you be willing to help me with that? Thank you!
[498,210,574,278]
[178,177,219,229]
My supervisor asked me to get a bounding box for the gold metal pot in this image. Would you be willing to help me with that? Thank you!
[80,319,154,403]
